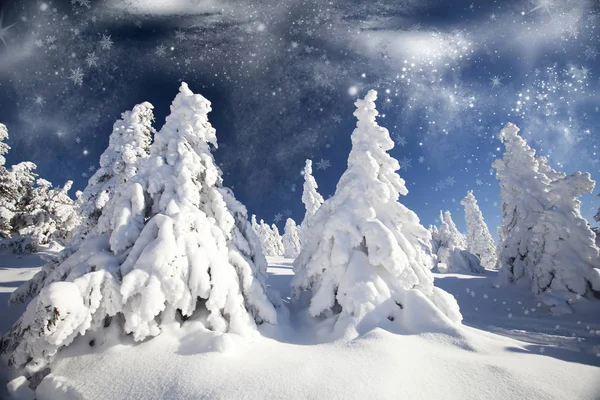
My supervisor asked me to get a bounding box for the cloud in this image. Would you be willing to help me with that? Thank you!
[105,0,224,16]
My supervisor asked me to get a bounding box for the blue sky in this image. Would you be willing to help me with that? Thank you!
[0,0,598,237]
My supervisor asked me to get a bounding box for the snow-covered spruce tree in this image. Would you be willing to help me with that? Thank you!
[433,210,483,274]
[1,82,277,374]
[255,219,283,256]
[299,159,324,246]
[461,191,497,270]
[11,103,155,305]
[73,102,155,246]
[271,223,284,256]
[494,123,600,313]
[291,90,462,336]
[11,178,79,246]
[282,218,301,258]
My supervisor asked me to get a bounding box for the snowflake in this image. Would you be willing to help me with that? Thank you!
[399,157,412,171]
[584,46,598,60]
[100,34,113,50]
[88,165,95,172]
[475,179,483,186]
[184,57,192,66]
[174,29,187,41]
[435,181,446,192]
[315,158,331,171]
[283,209,292,217]
[418,156,425,163]
[445,176,455,186]
[74,0,91,8]
[483,293,488,299]
[134,20,142,28]
[46,35,56,44]
[69,68,84,86]
[82,172,88,178]
[332,114,341,123]
[490,75,503,88]
[554,324,560,330]
[75,137,82,144]
[34,39,44,47]
[155,44,167,57]
[33,95,44,107]
[85,52,98,67]
[524,309,529,315]
[508,313,512,318]
[393,134,407,146]
[539,347,545,354]
[273,213,283,223]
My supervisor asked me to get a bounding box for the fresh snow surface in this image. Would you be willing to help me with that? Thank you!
[1,254,599,400]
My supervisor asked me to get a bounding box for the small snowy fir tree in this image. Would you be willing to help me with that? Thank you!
[460,191,497,270]
[2,83,277,376]
[74,102,155,245]
[255,219,283,256]
[433,210,483,274]
[282,218,301,258]
[494,123,600,314]
[299,159,324,246]
[271,223,284,256]
[292,90,462,336]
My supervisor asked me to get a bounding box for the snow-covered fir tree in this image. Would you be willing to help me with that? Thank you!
[299,159,324,246]
[2,83,277,375]
[460,191,497,270]
[432,210,484,274]
[494,122,600,314]
[253,219,283,256]
[292,90,462,336]
[282,218,301,258]
[73,102,155,246]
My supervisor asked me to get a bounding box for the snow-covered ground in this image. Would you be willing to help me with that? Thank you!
[1,253,599,399]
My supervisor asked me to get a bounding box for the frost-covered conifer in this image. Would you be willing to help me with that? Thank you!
[282,218,301,258]
[292,90,461,335]
[2,83,277,374]
[255,219,283,256]
[494,123,600,313]
[74,102,155,245]
[271,223,284,256]
[299,159,324,245]
[433,210,483,274]
[461,191,497,270]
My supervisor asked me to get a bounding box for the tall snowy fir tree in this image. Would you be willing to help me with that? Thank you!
[74,101,155,245]
[1,83,277,377]
[461,191,497,270]
[299,159,324,246]
[432,210,483,274]
[282,218,301,258]
[292,90,462,336]
[494,123,600,314]
[11,103,155,304]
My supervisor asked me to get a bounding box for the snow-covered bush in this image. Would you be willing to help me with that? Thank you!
[2,82,277,375]
[299,159,324,246]
[432,210,483,274]
[292,90,461,336]
[460,191,497,270]
[282,218,301,258]
[494,123,600,314]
